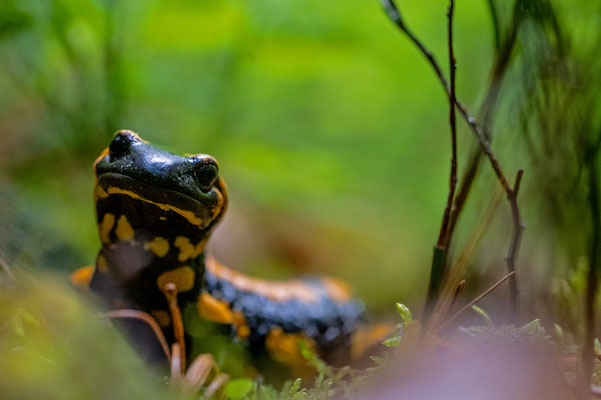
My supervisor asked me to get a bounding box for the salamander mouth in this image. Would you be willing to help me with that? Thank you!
[96,172,226,229]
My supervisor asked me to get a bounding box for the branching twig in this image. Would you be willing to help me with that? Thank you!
[380,0,505,190]
[381,0,524,316]
[436,271,515,332]
[447,8,520,241]
[425,0,458,317]
[381,0,511,191]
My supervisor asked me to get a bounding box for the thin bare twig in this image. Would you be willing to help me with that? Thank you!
[436,0,458,249]
[447,7,521,242]
[380,0,508,193]
[505,170,525,318]
[380,0,511,192]
[436,271,515,333]
[381,0,524,316]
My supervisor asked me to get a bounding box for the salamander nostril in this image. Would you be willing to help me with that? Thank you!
[192,157,219,191]
[109,132,133,162]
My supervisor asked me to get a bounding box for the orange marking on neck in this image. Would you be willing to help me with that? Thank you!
[98,213,115,244]
[71,265,95,288]
[205,257,319,303]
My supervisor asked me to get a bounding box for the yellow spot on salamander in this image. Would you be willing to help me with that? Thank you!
[197,292,250,339]
[71,265,94,288]
[97,254,109,273]
[265,328,316,378]
[197,292,235,324]
[98,213,115,244]
[174,236,205,262]
[115,215,134,241]
[351,323,393,361]
[144,237,169,257]
[157,266,195,292]
[151,310,171,327]
[233,311,250,339]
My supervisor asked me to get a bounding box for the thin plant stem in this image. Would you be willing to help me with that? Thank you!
[381,0,524,317]
[436,0,458,249]
[583,137,601,392]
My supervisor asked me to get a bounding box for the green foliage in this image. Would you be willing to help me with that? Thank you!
[381,335,401,348]
[225,378,255,400]
[182,303,250,378]
[470,305,495,328]
[381,302,413,348]
[395,303,412,330]
[0,1,32,40]
[459,319,555,349]
[0,270,171,400]
[240,341,370,400]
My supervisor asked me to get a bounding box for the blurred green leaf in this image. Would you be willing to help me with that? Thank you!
[0,4,32,40]
[382,335,401,347]
[225,378,255,400]
[471,305,495,328]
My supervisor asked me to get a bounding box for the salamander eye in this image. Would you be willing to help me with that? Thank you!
[109,131,134,162]
[193,158,219,191]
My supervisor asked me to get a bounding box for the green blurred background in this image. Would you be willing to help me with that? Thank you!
[0,0,599,319]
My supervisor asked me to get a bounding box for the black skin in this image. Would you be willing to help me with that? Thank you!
[89,130,365,369]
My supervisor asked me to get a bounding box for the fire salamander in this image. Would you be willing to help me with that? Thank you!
[73,130,386,377]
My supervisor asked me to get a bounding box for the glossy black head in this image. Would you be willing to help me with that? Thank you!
[94,130,227,247]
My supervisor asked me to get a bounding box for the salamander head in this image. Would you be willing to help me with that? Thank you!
[91,130,227,307]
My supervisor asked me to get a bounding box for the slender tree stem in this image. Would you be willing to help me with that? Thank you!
[436,0,458,249]
[424,0,458,317]
[505,170,525,318]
